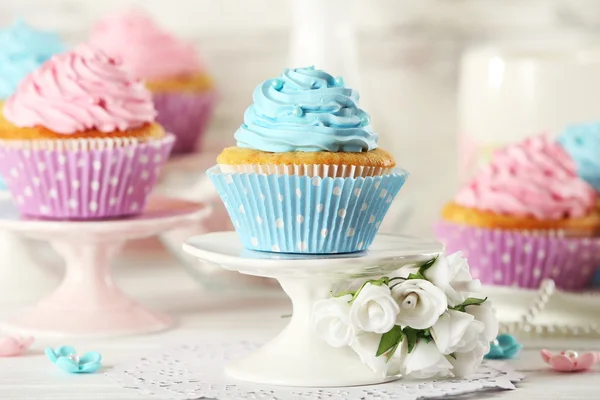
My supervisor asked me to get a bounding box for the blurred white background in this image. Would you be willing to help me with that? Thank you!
[3,0,600,237]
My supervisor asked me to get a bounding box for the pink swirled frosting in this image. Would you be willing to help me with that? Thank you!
[455,135,597,220]
[3,44,156,134]
[90,9,202,80]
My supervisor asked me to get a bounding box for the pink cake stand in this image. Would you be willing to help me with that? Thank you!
[0,195,210,337]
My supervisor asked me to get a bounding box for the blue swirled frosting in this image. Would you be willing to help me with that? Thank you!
[234,66,378,152]
[0,20,66,99]
[558,122,600,192]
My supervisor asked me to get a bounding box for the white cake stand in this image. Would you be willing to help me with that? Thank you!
[0,196,210,337]
[183,232,443,387]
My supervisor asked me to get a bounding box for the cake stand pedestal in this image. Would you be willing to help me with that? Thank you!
[0,196,210,337]
[183,232,442,387]
[0,192,61,303]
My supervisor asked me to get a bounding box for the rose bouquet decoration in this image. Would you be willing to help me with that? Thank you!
[312,252,498,379]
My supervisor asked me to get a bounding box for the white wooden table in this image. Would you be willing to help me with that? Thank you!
[0,244,598,400]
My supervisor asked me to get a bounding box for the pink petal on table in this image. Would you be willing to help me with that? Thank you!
[575,353,599,370]
[549,355,576,372]
[0,336,34,357]
[541,349,553,363]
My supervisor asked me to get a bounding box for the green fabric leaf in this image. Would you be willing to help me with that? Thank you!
[452,297,487,312]
[418,256,438,275]
[376,325,404,357]
[404,327,418,353]
[331,290,355,300]
[331,277,393,303]
[385,342,401,362]
[460,297,487,307]
[407,273,425,280]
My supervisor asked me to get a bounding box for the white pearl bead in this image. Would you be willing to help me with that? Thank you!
[563,350,579,360]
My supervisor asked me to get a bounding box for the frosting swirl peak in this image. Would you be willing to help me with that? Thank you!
[235,66,378,153]
[90,9,202,80]
[0,20,65,99]
[455,135,596,220]
[3,44,156,134]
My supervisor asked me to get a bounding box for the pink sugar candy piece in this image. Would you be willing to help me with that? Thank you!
[541,349,600,372]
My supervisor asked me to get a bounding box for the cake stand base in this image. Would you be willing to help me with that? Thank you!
[184,232,443,387]
[225,275,398,386]
[0,196,210,337]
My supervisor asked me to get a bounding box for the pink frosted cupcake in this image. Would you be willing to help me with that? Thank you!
[435,135,600,291]
[0,44,174,220]
[90,9,215,155]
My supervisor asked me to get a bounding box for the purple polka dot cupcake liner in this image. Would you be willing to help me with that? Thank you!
[153,90,216,155]
[434,221,600,291]
[208,165,408,254]
[0,134,175,220]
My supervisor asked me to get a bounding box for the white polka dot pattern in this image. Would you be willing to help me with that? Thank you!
[207,167,408,254]
[434,221,600,291]
[0,135,175,219]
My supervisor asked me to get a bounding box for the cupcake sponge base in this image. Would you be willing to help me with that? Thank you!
[442,202,600,237]
[217,147,396,169]
[0,111,165,141]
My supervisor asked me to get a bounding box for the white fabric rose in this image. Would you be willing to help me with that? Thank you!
[391,279,447,329]
[447,341,489,377]
[350,333,390,378]
[424,252,481,307]
[431,309,484,354]
[349,283,400,334]
[313,294,355,348]
[395,340,453,379]
[465,300,499,344]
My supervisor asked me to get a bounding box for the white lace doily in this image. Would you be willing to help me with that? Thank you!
[106,342,523,400]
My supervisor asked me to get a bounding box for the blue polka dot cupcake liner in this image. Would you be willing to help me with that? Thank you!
[207,165,408,254]
[0,135,174,219]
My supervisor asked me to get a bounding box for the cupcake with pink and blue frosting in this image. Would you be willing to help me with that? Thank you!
[436,135,600,291]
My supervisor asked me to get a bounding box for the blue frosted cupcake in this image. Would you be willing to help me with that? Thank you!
[558,122,600,193]
[209,66,408,254]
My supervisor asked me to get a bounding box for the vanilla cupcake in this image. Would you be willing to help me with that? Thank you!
[436,135,600,291]
[0,44,174,219]
[209,66,408,254]
[90,9,215,155]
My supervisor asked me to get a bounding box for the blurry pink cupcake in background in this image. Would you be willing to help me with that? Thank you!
[435,135,600,291]
[90,9,216,155]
